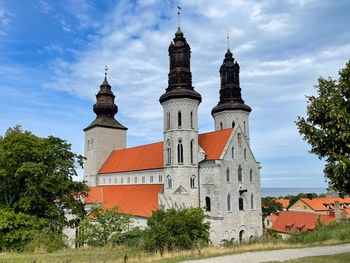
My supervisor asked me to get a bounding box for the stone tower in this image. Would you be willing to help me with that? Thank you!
[211,48,252,144]
[84,72,127,187]
[159,26,202,209]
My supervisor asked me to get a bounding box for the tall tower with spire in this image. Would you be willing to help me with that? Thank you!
[211,37,251,144]
[83,68,127,187]
[159,7,202,208]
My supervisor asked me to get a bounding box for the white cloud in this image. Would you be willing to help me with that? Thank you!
[0,6,11,36]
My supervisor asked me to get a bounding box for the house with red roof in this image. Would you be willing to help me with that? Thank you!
[80,22,262,245]
[271,211,334,238]
[264,213,279,229]
[288,196,350,214]
[275,199,290,210]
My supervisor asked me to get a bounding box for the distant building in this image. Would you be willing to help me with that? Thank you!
[275,199,290,210]
[264,213,278,229]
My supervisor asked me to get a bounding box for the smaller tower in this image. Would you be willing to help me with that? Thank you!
[211,34,251,143]
[84,67,127,186]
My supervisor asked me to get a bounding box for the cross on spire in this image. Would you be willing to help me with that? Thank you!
[226,31,231,50]
[104,65,108,76]
[177,5,182,28]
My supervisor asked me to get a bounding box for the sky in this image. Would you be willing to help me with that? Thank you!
[0,0,349,188]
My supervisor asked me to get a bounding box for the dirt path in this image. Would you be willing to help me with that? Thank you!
[182,243,350,263]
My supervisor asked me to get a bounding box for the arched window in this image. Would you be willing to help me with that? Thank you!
[142,176,145,183]
[190,175,196,188]
[239,197,244,211]
[220,122,223,130]
[244,148,247,160]
[166,140,171,165]
[134,177,137,183]
[251,193,254,210]
[178,111,182,128]
[190,111,193,129]
[127,177,130,184]
[227,193,231,211]
[167,175,172,189]
[190,140,194,164]
[150,175,153,183]
[238,165,242,182]
[205,196,211,211]
[87,140,90,151]
[250,169,253,182]
[159,175,162,182]
[238,133,242,146]
[232,147,235,159]
[232,121,235,128]
[121,177,124,184]
[177,139,183,164]
[166,112,170,130]
[226,168,230,182]
[114,178,117,184]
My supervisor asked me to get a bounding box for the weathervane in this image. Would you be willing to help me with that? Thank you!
[104,65,108,77]
[226,31,231,50]
[177,5,182,28]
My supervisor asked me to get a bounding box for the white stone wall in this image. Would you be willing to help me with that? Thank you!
[84,126,127,187]
[213,110,250,144]
[98,169,164,186]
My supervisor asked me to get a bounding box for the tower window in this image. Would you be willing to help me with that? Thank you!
[220,122,223,130]
[250,169,253,182]
[227,193,231,211]
[134,177,137,183]
[190,111,193,129]
[166,112,170,130]
[109,178,111,184]
[238,165,242,182]
[226,168,230,182]
[232,147,235,159]
[167,175,172,189]
[190,140,194,164]
[127,177,130,184]
[159,175,162,182]
[166,140,171,165]
[114,178,117,184]
[251,193,254,210]
[142,176,145,183]
[238,133,242,146]
[121,177,124,184]
[244,121,246,135]
[178,111,182,128]
[150,175,153,183]
[244,148,247,160]
[90,139,94,150]
[239,197,244,211]
[232,121,235,128]
[177,139,183,164]
[205,196,211,211]
[190,175,196,188]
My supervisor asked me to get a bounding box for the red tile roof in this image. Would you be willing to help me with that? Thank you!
[271,211,334,234]
[85,184,164,217]
[99,128,233,174]
[275,199,290,209]
[268,213,279,223]
[300,197,350,211]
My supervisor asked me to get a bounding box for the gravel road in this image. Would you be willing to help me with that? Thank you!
[181,243,350,263]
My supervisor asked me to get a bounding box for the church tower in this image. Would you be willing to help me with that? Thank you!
[211,44,252,144]
[159,20,202,208]
[84,69,127,187]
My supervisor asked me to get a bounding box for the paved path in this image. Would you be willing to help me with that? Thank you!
[182,243,350,263]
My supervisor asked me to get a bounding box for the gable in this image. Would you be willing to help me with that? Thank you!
[198,128,233,160]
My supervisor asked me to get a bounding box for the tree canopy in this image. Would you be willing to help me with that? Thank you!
[261,197,283,216]
[296,60,350,194]
[0,126,89,250]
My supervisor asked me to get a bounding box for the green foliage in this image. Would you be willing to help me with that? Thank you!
[144,207,210,253]
[267,228,280,239]
[261,197,283,216]
[116,227,145,247]
[24,228,67,253]
[76,205,133,247]
[0,125,89,250]
[296,60,350,194]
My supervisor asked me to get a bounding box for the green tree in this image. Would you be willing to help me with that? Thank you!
[0,126,89,250]
[296,60,350,194]
[76,205,133,247]
[144,207,210,254]
[261,197,283,216]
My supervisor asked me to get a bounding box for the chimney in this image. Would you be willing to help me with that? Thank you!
[339,193,344,199]
[307,193,313,200]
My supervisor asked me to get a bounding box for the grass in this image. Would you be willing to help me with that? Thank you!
[266,252,350,263]
[1,222,350,263]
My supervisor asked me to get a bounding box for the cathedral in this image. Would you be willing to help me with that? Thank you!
[83,24,262,245]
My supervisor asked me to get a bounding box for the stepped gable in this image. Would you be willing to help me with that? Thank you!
[271,211,334,233]
[98,128,233,174]
[85,184,164,217]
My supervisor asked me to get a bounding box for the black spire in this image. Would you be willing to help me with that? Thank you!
[84,71,127,131]
[211,49,251,115]
[159,27,201,104]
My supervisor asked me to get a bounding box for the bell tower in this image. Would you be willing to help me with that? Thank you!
[211,34,251,143]
[159,7,201,209]
[83,67,127,187]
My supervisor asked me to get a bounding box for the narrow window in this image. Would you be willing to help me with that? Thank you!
[103,178,106,184]
[190,175,196,188]
[177,139,183,164]
[109,178,111,184]
[142,176,145,183]
[190,140,194,164]
[127,177,130,184]
[159,175,162,182]
[205,197,211,211]
[114,178,117,184]
[250,169,253,182]
[190,111,193,129]
[244,121,246,135]
[232,147,235,159]
[227,193,231,211]
[166,140,171,165]
[244,148,247,160]
[90,139,94,150]
[226,168,230,182]
[220,122,223,130]
[232,121,235,128]
[239,197,244,211]
[87,140,90,151]
[238,165,242,182]
[251,193,254,210]
[238,133,242,146]
[166,112,170,130]
[134,177,137,183]
[150,175,153,183]
[167,175,172,189]
[178,111,182,128]
[121,177,124,184]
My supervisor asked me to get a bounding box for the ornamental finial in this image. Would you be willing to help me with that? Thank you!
[104,65,108,77]
[177,5,182,28]
[226,31,231,50]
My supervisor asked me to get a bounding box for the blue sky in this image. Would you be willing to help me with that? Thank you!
[1,0,349,187]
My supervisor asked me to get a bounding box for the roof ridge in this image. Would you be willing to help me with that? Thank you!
[111,141,163,153]
[199,128,234,136]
